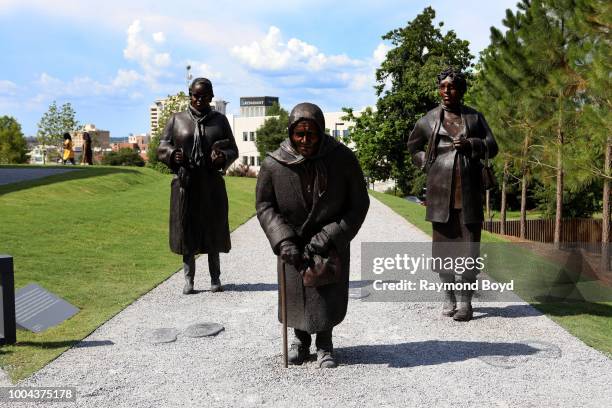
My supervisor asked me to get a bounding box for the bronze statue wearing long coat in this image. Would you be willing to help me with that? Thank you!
[157,108,238,256]
[256,127,369,334]
[407,68,498,321]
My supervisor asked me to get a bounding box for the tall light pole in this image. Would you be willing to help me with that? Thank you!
[334,122,344,138]
[185,65,192,91]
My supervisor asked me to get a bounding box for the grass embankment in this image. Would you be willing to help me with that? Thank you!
[370,191,612,357]
[0,166,256,381]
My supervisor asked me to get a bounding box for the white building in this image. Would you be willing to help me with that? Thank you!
[227,110,355,173]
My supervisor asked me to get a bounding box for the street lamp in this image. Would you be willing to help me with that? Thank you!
[185,65,192,91]
[334,122,344,138]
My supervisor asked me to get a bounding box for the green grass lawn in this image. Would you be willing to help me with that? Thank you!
[370,191,612,357]
[0,166,257,381]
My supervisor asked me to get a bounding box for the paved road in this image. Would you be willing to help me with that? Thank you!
[15,197,612,407]
[0,168,79,186]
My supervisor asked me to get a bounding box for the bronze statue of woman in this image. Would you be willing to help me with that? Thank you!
[407,68,498,321]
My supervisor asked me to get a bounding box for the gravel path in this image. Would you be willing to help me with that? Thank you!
[16,196,612,407]
[0,168,79,186]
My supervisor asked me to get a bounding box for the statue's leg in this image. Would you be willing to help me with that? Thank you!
[289,329,311,365]
[439,273,457,316]
[454,275,475,321]
[182,253,195,295]
[208,252,222,292]
[315,329,337,368]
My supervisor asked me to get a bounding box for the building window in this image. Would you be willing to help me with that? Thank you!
[250,132,255,141]
[343,129,350,137]
[243,132,248,141]
[250,156,255,166]
[242,156,248,165]
[257,156,261,166]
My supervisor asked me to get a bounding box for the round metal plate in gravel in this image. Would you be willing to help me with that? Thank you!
[183,322,225,338]
[148,328,179,344]
[348,288,370,299]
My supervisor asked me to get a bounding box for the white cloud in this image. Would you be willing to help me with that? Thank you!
[187,61,222,81]
[112,69,142,88]
[0,80,19,95]
[373,43,391,64]
[231,26,362,73]
[123,19,172,83]
[152,31,165,43]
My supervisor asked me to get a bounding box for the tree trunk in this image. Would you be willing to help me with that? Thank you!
[520,170,528,239]
[500,158,509,235]
[601,136,611,275]
[486,190,491,221]
[554,113,564,247]
[520,133,531,239]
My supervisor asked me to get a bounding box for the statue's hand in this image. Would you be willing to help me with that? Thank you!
[211,150,226,168]
[173,149,184,165]
[279,240,302,267]
[305,230,331,258]
[453,138,471,154]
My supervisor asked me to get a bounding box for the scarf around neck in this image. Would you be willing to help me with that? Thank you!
[187,105,212,167]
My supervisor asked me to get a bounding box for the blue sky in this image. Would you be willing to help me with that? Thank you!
[0,0,517,138]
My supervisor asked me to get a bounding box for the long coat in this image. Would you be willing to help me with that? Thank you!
[407,105,498,224]
[157,108,238,255]
[256,136,369,333]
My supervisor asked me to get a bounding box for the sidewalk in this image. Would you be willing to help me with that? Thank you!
[17,197,612,407]
[0,167,79,186]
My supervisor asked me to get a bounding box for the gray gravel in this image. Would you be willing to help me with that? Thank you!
[14,196,612,407]
[0,167,80,186]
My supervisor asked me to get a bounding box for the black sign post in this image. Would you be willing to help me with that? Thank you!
[0,255,16,345]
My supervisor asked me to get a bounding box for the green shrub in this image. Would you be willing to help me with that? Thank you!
[101,148,145,167]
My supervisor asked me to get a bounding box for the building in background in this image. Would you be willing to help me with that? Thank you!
[72,124,110,150]
[128,134,150,153]
[239,97,279,117]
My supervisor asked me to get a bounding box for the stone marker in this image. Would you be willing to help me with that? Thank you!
[15,283,78,333]
[149,328,179,344]
[183,322,224,338]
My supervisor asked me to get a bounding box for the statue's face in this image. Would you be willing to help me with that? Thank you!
[291,120,320,158]
[190,83,213,112]
[438,77,461,107]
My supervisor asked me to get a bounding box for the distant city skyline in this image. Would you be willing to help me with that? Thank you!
[0,0,517,137]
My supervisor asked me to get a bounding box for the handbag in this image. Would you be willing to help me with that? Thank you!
[301,249,342,287]
[481,144,496,190]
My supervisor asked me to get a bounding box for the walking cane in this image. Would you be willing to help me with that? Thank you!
[280,261,288,368]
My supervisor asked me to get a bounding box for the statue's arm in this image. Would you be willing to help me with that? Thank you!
[407,118,429,170]
[219,115,239,171]
[321,149,370,250]
[157,114,179,172]
[468,113,498,160]
[256,159,297,255]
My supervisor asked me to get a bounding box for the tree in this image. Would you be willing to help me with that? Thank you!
[102,148,145,167]
[255,102,289,158]
[147,92,189,173]
[0,116,28,164]
[344,7,473,195]
[36,101,79,164]
[469,1,546,236]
